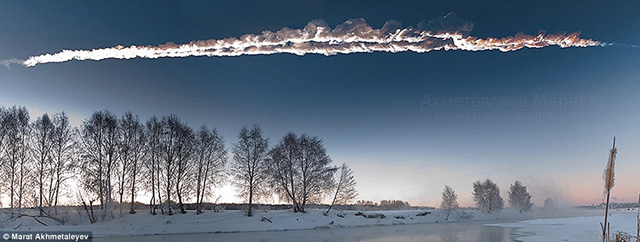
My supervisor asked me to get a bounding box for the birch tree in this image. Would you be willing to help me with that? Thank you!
[1,106,31,215]
[118,112,146,214]
[508,181,533,213]
[79,110,119,219]
[159,115,183,215]
[145,116,162,215]
[48,112,75,213]
[268,133,336,213]
[32,113,54,215]
[0,107,6,203]
[325,163,357,215]
[231,125,269,217]
[268,133,301,212]
[194,125,227,215]
[174,123,195,214]
[472,179,504,214]
[440,185,459,220]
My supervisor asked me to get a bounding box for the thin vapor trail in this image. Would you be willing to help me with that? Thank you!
[11,13,607,67]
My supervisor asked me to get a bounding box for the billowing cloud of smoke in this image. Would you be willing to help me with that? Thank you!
[1,58,24,69]
[13,13,605,67]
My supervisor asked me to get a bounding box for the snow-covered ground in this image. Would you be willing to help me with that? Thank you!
[1,208,528,237]
[1,207,630,241]
[490,208,638,242]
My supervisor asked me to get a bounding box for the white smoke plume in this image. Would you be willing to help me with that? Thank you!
[13,13,604,67]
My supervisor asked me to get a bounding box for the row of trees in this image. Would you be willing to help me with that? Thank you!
[440,179,534,220]
[231,126,358,216]
[0,106,74,217]
[0,106,358,222]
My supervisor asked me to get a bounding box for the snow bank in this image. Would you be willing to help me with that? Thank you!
[1,208,529,238]
[2,207,617,240]
[489,209,638,242]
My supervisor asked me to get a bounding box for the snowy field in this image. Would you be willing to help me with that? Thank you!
[490,209,638,242]
[1,208,516,237]
[0,207,630,241]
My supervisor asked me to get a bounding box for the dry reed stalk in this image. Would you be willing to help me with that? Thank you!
[605,137,617,191]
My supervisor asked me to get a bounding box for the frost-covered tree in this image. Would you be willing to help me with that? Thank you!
[472,179,503,213]
[231,125,269,217]
[194,125,227,215]
[325,163,357,215]
[379,200,411,210]
[440,185,459,220]
[543,197,556,211]
[508,181,533,213]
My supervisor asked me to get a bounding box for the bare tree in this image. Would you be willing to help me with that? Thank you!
[117,112,146,214]
[174,123,195,214]
[231,125,269,217]
[1,106,31,215]
[298,134,336,210]
[145,116,162,215]
[472,179,503,214]
[268,133,301,212]
[78,110,119,219]
[508,181,533,213]
[325,163,357,215]
[194,125,227,215]
[0,107,6,202]
[32,113,54,216]
[102,112,119,218]
[268,133,336,213]
[49,113,75,213]
[15,108,32,215]
[440,185,459,220]
[159,115,183,215]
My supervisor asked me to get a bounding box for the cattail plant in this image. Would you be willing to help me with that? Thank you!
[602,137,617,242]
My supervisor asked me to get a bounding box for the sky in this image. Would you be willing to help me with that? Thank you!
[1,0,639,207]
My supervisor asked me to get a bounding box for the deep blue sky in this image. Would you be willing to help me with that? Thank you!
[1,0,639,206]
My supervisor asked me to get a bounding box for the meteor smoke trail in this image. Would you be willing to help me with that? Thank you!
[13,13,606,67]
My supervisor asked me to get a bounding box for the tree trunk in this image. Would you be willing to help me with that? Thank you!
[39,161,44,216]
[177,181,186,214]
[248,185,253,217]
[166,160,172,215]
[150,157,156,215]
[325,181,341,216]
[129,165,137,214]
[167,179,172,215]
[157,160,163,215]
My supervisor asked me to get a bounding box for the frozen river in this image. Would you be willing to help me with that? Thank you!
[93,221,516,242]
